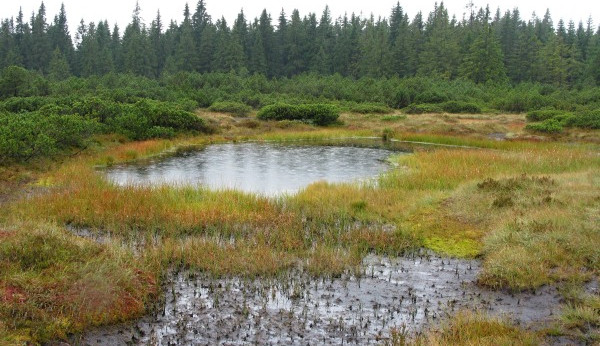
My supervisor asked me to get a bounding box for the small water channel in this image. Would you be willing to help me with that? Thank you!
[105,141,398,195]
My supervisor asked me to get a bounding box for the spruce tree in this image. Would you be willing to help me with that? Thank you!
[30,3,51,72]
[48,47,70,80]
[460,26,507,84]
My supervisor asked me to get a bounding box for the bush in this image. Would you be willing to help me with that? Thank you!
[0,97,53,113]
[111,100,209,140]
[147,126,176,139]
[392,87,413,108]
[441,101,482,114]
[0,112,98,163]
[414,90,449,104]
[208,101,252,116]
[174,98,199,112]
[526,109,567,122]
[565,109,600,129]
[71,97,121,123]
[525,119,563,133]
[257,103,339,126]
[349,103,392,114]
[0,66,49,99]
[496,87,553,113]
[404,104,443,114]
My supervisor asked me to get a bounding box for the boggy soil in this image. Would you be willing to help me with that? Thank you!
[74,251,561,345]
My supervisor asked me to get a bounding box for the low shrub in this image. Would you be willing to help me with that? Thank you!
[112,100,209,140]
[526,109,566,122]
[174,98,199,112]
[404,103,443,114]
[0,96,53,113]
[526,108,600,130]
[208,101,252,116]
[525,118,563,133]
[0,112,98,163]
[414,90,449,104]
[0,66,50,99]
[565,109,600,129]
[349,103,392,114]
[441,101,482,114]
[257,103,339,126]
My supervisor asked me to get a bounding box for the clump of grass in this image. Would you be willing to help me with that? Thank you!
[421,311,542,345]
[382,128,394,141]
[305,246,361,277]
[163,238,296,277]
[561,299,600,331]
[556,285,600,342]
[477,174,556,209]
[0,221,158,344]
[472,172,600,290]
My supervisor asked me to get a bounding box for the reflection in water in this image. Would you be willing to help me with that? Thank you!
[106,143,396,195]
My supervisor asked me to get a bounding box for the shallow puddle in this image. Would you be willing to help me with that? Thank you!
[75,252,560,345]
[105,142,397,195]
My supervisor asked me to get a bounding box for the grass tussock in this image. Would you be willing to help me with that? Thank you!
[386,311,542,345]
[0,221,158,344]
[421,311,542,346]
[445,171,600,291]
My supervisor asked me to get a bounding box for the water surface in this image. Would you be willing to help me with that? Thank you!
[76,253,559,345]
[106,142,395,195]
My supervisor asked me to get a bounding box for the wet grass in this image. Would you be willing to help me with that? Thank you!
[0,221,158,344]
[415,311,542,345]
[1,111,599,343]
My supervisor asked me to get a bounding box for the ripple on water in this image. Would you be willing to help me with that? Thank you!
[105,142,398,196]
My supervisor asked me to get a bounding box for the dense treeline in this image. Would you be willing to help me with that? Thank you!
[1,1,599,86]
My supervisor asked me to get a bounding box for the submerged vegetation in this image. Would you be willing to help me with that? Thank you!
[0,0,599,344]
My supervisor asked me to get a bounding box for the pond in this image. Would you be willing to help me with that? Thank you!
[105,141,398,195]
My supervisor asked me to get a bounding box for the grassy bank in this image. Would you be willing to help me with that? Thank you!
[1,110,599,344]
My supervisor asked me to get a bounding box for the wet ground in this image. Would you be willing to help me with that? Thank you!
[74,252,561,345]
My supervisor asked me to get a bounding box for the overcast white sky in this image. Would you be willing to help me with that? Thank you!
[1,0,598,31]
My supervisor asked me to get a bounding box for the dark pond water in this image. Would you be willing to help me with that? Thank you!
[105,142,396,195]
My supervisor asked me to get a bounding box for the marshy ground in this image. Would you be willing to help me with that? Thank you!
[1,110,599,345]
[76,252,562,345]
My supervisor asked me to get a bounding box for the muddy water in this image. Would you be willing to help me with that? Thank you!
[105,142,396,195]
[76,252,560,345]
